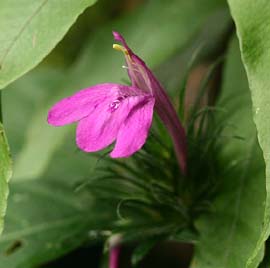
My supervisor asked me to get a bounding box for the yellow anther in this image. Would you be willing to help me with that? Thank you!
[113,44,129,55]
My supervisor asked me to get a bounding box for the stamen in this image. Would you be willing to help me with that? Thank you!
[121,65,141,74]
[113,44,129,56]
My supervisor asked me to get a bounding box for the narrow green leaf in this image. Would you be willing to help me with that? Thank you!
[0,0,97,90]
[0,123,12,235]
[227,1,270,266]
[192,38,266,268]
[131,239,157,266]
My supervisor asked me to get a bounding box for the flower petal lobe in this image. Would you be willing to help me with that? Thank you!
[110,96,155,158]
[47,83,120,126]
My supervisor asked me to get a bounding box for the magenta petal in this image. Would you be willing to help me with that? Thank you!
[113,31,130,52]
[47,83,121,126]
[110,96,155,158]
[76,93,153,153]
[76,101,126,152]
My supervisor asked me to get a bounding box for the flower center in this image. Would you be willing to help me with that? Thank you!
[109,95,127,112]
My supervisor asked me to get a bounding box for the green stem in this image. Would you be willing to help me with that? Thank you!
[0,91,3,124]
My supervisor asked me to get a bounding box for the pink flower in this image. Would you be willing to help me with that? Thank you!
[48,32,187,173]
[113,32,187,174]
[48,83,154,158]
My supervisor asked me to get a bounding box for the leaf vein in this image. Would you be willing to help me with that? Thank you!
[0,0,49,68]
[222,137,256,266]
[0,216,83,242]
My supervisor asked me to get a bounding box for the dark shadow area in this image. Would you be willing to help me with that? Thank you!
[42,244,103,268]
[43,242,193,268]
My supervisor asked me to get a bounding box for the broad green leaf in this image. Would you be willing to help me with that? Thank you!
[0,123,12,235]
[8,0,226,181]
[227,1,270,266]
[0,119,112,268]
[258,240,270,268]
[192,38,266,268]
[0,126,112,267]
[3,67,71,180]
[0,0,97,90]
[3,67,65,156]
[0,179,106,268]
[0,120,111,267]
